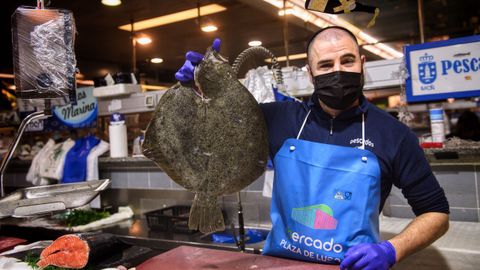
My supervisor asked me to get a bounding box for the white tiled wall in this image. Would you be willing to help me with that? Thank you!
[6,163,479,222]
[383,164,480,222]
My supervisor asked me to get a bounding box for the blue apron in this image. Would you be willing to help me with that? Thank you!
[262,110,381,264]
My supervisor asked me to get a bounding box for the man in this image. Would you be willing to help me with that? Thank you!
[175,26,449,270]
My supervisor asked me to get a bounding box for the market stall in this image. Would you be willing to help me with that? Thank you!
[1,0,480,269]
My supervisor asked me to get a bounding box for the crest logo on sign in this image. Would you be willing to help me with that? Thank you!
[418,53,437,84]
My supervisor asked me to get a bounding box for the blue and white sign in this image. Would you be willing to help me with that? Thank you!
[52,87,98,128]
[405,35,480,102]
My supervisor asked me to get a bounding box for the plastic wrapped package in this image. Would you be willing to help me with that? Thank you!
[242,66,276,103]
[11,6,77,104]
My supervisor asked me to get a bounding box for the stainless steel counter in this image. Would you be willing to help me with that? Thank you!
[0,217,265,254]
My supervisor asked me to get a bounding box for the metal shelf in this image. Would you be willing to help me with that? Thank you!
[386,100,479,113]
[97,90,165,116]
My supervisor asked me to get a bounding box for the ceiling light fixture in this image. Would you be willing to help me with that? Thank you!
[141,84,168,91]
[136,36,152,45]
[0,73,15,79]
[151,58,164,64]
[262,0,403,59]
[278,7,294,16]
[118,4,226,31]
[248,40,262,46]
[77,79,95,86]
[197,2,218,32]
[101,0,121,7]
[265,53,307,62]
[201,24,218,32]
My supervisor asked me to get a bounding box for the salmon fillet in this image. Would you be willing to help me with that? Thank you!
[37,234,89,268]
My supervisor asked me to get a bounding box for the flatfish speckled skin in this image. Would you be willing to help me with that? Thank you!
[143,47,268,233]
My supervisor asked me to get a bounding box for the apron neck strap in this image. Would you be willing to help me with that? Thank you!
[296,110,312,140]
[360,113,365,150]
[296,110,366,149]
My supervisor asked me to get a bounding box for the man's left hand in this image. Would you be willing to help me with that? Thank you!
[340,241,396,270]
[174,39,221,82]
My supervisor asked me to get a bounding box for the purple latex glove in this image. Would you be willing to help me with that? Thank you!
[340,241,396,270]
[175,39,221,82]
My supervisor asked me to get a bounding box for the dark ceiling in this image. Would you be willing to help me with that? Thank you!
[1,0,479,86]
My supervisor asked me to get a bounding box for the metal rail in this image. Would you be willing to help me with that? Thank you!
[231,46,284,251]
[0,110,51,197]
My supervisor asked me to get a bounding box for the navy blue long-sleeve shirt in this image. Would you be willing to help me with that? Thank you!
[260,96,449,215]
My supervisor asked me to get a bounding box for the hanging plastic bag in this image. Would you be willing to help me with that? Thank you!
[11,6,77,104]
[242,66,276,103]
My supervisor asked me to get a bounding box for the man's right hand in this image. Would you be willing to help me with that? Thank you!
[175,39,221,83]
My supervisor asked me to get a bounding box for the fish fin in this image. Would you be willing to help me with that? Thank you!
[189,194,225,234]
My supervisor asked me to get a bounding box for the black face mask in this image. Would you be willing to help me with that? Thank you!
[312,71,364,110]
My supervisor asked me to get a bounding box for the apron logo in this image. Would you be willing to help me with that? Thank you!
[349,138,375,148]
[291,204,338,230]
[334,190,352,200]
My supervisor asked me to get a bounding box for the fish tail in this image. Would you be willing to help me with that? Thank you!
[189,193,225,234]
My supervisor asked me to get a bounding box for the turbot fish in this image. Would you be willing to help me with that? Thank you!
[143,47,269,234]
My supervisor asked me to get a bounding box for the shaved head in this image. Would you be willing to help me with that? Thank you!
[307,27,360,65]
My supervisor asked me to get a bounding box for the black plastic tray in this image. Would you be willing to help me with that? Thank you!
[144,205,196,234]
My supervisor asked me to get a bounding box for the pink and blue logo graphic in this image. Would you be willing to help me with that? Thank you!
[291,204,338,230]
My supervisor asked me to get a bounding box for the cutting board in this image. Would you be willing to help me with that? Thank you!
[137,245,339,270]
